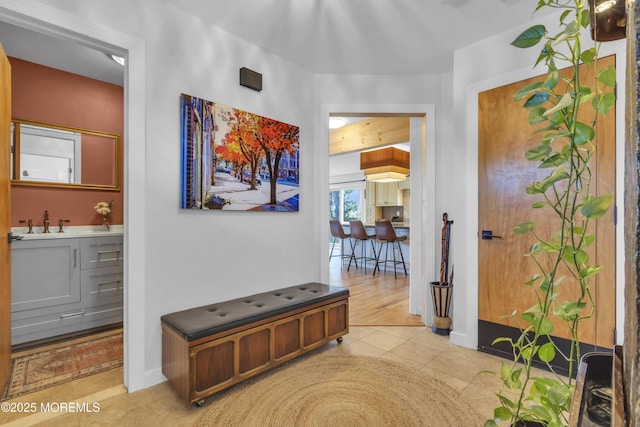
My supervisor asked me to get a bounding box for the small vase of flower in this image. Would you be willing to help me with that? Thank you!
[94,200,114,230]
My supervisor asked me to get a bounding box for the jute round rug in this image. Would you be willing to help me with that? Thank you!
[196,354,484,426]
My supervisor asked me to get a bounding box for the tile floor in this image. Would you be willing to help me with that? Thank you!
[1,325,542,426]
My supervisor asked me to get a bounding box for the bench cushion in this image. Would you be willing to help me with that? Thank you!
[161,282,349,341]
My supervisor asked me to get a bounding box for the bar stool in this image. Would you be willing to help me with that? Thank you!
[374,220,407,278]
[349,220,378,274]
[329,220,358,271]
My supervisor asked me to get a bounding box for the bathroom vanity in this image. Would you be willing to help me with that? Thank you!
[10,228,123,345]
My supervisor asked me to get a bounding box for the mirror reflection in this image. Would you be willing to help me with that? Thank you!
[11,119,120,190]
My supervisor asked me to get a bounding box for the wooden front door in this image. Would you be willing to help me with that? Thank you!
[478,56,616,353]
[0,42,11,393]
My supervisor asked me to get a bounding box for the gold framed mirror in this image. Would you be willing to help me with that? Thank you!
[11,118,120,191]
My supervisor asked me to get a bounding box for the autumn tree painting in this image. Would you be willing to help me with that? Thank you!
[180,94,300,211]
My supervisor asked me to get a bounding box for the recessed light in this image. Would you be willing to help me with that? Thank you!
[594,0,616,13]
[110,54,125,66]
[329,117,346,129]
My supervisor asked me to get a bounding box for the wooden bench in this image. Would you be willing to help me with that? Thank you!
[161,283,349,405]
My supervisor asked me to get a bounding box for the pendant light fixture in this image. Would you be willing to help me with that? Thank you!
[588,0,626,41]
[360,147,410,183]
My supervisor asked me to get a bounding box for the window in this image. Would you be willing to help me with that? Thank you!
[11,123,82,184]
[329,185,362,223]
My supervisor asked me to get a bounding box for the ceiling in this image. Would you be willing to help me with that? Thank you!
[0,20,125,86]
[162,0,555,75]
[0,0,555,84]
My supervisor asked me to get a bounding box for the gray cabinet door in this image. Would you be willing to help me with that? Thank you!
[11,239,80,313]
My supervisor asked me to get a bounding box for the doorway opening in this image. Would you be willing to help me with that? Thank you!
[0,10,135,402]
[320,105,437,329]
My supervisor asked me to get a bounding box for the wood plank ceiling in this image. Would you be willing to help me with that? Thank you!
[329,116,410,156]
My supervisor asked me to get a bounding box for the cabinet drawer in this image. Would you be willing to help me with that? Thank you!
[11,302,123,345]
[81,266,123,306]
[80,236,123,269]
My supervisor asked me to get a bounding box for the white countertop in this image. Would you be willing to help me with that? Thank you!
[12,225,124,240]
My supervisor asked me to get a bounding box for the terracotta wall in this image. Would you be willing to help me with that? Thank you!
[9,57,124,227]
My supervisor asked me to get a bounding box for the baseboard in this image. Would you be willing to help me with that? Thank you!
[143,368,167,390]
[449,330,475,350]
[477,320,609,377]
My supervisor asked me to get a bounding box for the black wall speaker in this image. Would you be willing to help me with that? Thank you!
[239,67,262,92]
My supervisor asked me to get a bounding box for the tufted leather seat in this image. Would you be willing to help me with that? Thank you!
[161,282,349,341]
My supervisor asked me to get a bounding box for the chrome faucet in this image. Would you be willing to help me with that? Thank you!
[43,210,50,233]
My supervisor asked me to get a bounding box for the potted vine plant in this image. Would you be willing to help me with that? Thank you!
[484,1,616,426]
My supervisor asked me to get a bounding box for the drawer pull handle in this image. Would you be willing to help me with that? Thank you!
[60,311,85,319]
[98,280,121,286]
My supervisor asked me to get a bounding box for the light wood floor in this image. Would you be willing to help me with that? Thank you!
[329,254,424,326]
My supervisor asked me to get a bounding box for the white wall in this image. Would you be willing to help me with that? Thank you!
[0,0,318,390]
[449,11,627,350]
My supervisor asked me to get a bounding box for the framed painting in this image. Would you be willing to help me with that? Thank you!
[180,94,300,211]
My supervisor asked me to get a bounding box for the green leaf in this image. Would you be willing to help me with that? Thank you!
[521,312,535,325]
[526,182,545,194]
[594,92,616,115]
[492,337,514,346]
[540,166,570,188]
[579,265,603,279]
[582,193,613,219]
[529,107,547,125]
[541,131,567,144]
[535,317,554,335]
[531,404,554,420]
[565,19,579,35]
[509,375,522,390]
[525,303,543,314]
[524,91,550,108]
[574,121,595,145]
[538,342,556,362]
[581,6,591,28]
[597,65,617,87]
[525,274,542,286]
[563,247,589,265]
[514,222,535,234]
[539,152,568,168]
[512,25,547,48]
[548,384,572,406]
[579,92,596,106]
[494,406,513,421]
[555,301,587,321]
[539,276,552,292]
[583,233,595,247]
[525,144,552,160]
[544,70,560,90]
[549,419,565,427]
[543,93,572,117]
[514,81,545,101]
[532,201,546,208]
[580,48,597,64]
[534,45,552,67]
[483,420,499,427]
[500,362,511,381]
[521,344,536,360]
